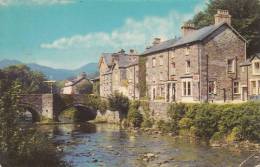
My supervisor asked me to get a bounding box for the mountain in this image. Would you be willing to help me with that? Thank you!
[0,59,98,80]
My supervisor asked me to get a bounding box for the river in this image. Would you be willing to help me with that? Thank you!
[36,123,257,167]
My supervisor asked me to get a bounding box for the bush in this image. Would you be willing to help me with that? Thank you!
[156,120,174,133]
[127,101,143,127]
[178,117,193,129]
[167,103,187,132]
[108,93,129,117]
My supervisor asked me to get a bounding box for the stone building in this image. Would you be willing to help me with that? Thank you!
[141,10,247,103]
[62,73,89,94]
[240,53,260,100]
[99,50,139,99]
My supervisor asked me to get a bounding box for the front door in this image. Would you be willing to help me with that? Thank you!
[242,87,248,101]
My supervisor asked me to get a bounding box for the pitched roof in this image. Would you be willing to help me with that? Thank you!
[142,38,179,55]
[102,53,113,66]
[240,53,260,66]
[141,22,246,56]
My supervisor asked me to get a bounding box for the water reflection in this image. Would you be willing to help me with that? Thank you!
[36,123,254,167]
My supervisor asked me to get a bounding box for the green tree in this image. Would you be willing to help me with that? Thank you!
[108,93,129,119]
[191,0,260,55]
[2,65,49,94]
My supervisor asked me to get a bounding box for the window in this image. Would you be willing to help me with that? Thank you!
[208,81,216,95]
[152,57,156,67]
[227,59,235,73]
[233,81,240,94]
[171,62,176,75]
[152,76,156,83]
[160,86,164,97]
[186,60,191,73]
[182,79,192,96]
[146,61,149,68]
[159,56,163,66]
[251,81,257,95]
[241,67,245,72]
[253,61,260,75]
[185,46,190,55]
[160,72,163,81]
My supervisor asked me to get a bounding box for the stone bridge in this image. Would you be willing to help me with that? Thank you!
[19,94,97,122]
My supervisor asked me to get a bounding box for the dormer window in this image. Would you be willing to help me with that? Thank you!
[253,61,260,75]
[227,59,235,73]
[186,60,191,73]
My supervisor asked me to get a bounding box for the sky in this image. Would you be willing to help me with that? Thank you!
[0,0,207,69]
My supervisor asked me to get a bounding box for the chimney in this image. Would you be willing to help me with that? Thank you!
[129,49,137,55]
[214,9,231,25]
[152,38,161,45]
[181,23,196,36]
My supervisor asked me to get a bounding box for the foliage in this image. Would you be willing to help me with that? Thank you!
[165,102,260,142]
[140,101,154,128]
[76,80,93,94]
[167,103,187,132]
[92,81,100,95]
[138,56,147,97]
[190,0,260,55]
[108,93,129,116]
[0,65,49,94]
[156,120,174,133]
[127,101,143,127]
[0,81,68,167]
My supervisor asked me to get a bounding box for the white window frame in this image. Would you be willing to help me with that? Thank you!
[159,55,163,66]
[252,60,260,75]
[152,57,156,67]
[159,72,163,81]
[182,79,192,96]
[233,81,240,94]
[227,58,235,73]
[208,81,217,95]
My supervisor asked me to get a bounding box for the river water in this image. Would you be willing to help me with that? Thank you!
[37,123,257,167]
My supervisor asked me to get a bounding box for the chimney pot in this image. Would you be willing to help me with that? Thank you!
[152,38,161,45]
[214,9,231,25]
[181,23,196,36]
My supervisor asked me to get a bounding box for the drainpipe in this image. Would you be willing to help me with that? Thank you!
[247,66,249,100]
[231,78,234,101]
[206,54,209,102]
[133,65,136,100]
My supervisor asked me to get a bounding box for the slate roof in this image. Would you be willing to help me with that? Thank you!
[141,22,245,56]
[142,38,179,55]
[102,53,113,66]
[240,53,260,66]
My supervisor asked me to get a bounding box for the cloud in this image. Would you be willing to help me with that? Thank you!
[0,0,75,6]
[41,10,193,54]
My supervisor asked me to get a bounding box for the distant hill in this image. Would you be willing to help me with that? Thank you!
[0,59,98,80]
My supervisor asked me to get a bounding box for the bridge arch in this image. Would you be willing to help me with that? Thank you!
[58,103,97,122]
[18,103,41,122]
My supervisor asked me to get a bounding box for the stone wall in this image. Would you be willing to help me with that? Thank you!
[95,110,121,124]
[41,94,54,119]
[147,101,169,121]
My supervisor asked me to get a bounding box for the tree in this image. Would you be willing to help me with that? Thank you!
[2,65,49,94]
[191,0,260,56]
[108,93,129,119]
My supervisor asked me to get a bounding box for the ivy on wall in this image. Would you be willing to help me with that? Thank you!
[138,56,147,98]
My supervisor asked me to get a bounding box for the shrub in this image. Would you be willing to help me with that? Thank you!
[178,117,193,129]
[157,120,175,133]
[192,104,219,139]
[108,93,129,115]
[127,101,143,127]
[167,103,187,132]
[98,99,107,115]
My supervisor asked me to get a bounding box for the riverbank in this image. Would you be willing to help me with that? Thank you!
[35,123,260,167]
